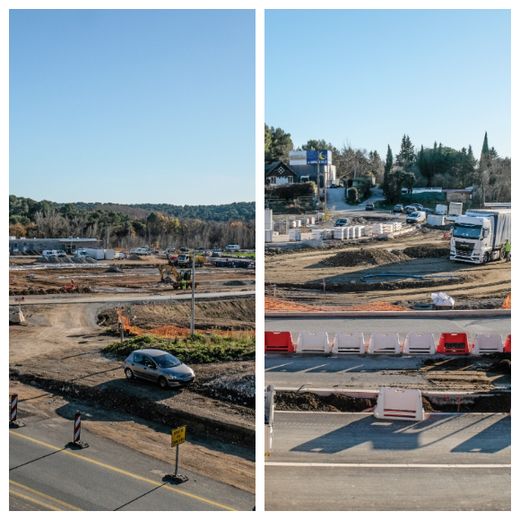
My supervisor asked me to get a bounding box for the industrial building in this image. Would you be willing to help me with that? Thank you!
[9,237,99,255]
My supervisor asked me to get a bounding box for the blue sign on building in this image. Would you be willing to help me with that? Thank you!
[306,150,330,165]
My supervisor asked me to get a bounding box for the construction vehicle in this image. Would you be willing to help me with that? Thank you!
[450,208,511,263]
[158,265,193,289]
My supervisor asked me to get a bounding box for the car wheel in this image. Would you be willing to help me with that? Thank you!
[158,377,168,389]
[124,368,134,380]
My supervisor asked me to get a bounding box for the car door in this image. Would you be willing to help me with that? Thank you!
[141,356,159,382]
[131,352,148,379]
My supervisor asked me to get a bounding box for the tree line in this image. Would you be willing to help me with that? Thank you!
[9,196,255,249]
[265,125,511,204]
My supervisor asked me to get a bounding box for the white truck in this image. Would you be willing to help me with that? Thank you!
[450,208,511,264]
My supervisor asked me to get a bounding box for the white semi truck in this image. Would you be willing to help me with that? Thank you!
[450,208,511,264]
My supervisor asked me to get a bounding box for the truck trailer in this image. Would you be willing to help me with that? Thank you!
[450,208,511,264]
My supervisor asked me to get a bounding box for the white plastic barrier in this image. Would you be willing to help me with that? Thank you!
[374,387,426,421]
[367,333,401,354]
[403,333,436,355]
[472,333,503,355]
[265,424,273,456]
[331,333,366,354]
[333,227,345,240]
[312,229,322,240]
[295,331,331,354]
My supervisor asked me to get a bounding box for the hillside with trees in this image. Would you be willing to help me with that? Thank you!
[9,196,255,249]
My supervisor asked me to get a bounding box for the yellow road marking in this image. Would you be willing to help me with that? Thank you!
[10,430,236,511]
[9,489,62,511]
[10,480,82,511]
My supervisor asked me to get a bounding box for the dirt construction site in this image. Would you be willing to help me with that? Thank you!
[266,227,511,310]
[9,255,255,494]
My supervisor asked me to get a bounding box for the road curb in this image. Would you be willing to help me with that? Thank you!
[266,309,510,319]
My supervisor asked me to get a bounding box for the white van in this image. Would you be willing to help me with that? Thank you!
[42,249,60,257]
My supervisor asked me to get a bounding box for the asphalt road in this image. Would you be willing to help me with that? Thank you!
[265,411,510,510]
[9,415,253,511]
[10,289,255,306]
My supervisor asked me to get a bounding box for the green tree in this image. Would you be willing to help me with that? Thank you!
[383,145,393,193]
[396,134,415,170]
[265,125,293,162]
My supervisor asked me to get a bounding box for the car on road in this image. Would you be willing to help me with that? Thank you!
[365,202,375,211]
[393,204,404,213]
[406,211,427,224]
[404,205,418,214]
[334,217,350,227]
[124,349,195,388]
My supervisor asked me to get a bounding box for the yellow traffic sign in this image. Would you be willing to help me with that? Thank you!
[171,425,186,447]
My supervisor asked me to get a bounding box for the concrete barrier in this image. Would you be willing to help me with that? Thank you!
[331,333,366,354]
[403,333,436,355]
[472,333,503,355]
[367,333,401,354]
[374,387,426,421]
[295,331,331,354]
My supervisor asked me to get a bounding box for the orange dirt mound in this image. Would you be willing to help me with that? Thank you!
[116,308,253,339]
[265,297,407,312]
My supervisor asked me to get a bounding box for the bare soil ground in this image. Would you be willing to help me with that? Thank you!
[266,228,510,309]
[9,256,254,295]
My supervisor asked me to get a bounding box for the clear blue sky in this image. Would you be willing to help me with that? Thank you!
[266,9,510,159]
[10,10,255,205]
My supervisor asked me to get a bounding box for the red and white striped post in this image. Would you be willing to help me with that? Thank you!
[9,394,18,424]
[68,411,89,449]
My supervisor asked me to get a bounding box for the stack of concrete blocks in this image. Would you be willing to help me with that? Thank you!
[288,229,301,241]
[265,208,273,243]
[333,227,345,240]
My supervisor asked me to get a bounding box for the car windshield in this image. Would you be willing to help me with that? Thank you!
[453,224,482,239]
[153,353,181,368]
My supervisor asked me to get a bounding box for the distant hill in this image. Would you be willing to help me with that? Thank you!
[9,196,255,223]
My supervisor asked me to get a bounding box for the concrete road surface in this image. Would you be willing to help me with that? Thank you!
[9,415,253,511]
[327,187,386,213]
[265,411,510,510]
[266,315,511,336]
[10,290,254,306]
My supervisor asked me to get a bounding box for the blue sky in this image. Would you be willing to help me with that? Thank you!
[266,9,510,158]
[10,10,255,205]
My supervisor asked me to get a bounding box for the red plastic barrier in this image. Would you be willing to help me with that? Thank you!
[265,331,295,353]
[504,334,511,353]
[437,332,471,355]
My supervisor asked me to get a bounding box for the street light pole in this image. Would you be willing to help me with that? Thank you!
[190,252,195,336]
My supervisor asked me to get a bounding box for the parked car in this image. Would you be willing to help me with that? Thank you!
[393,204,404,213]
[404,205,417,214]
[225,244,241,252]
[334,218,350,227]
[406,211,427,224]
[365,202,375,211]
[124,349,195,389]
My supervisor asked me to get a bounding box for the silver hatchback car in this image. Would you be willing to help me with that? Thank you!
[123,349,195,388]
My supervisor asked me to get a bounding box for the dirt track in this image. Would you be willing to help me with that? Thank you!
[266,229,510,308]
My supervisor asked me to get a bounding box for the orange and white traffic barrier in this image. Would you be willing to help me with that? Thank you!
[367,333,401,354]
[265,331,295,353]
[504,334,511,353]
[374,387,426,421]
[10,394,18,424]
[331,332,366,354]
[472,334,503,355]
[295,331,331,354]
[403,333,436,355]
[437,332,471,355]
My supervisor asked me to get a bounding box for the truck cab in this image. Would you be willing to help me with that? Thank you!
[450,209,510,264]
